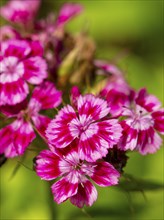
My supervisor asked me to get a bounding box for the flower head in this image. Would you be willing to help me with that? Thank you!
[34,142,120,208]
[46,93,122,162]
[0,0,41,26]
[118,88,164,155]
[0,39,47,105]
[0,81,62,158]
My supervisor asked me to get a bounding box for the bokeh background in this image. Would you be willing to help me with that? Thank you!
[0,0,163,219]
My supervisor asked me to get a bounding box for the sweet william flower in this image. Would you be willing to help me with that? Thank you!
[0,0,41,26]
[0,39,48,106]
[0,25,20,41]
[34,141,120,208]
[118,88,164,155]
[0,81,62,158]
[46,93,122,162]
[95,60,134,117]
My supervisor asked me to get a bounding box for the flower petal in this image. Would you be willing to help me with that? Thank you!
[91,162,120,187]
[70,180,97,208]
[135,88,161,112]
[77,94,110,122]
[32,114,51,138]
[51,175,78,204]
[118,120,138,151]
[0,78,29,105]
[35,150,61,180]
[152,109,164,134]
[1,39,31,59]
[137,128,162,155]
[56,3,83,27]
[30,81,62,110]
[79,119,122,162]
[0,119,36,158]
[23,56,48,85]
[46,105,77,148]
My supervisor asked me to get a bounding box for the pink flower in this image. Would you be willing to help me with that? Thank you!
[46,94,122,162]
[0,39,48,106]
[0,0,41,26]
[100,75,134,117]
[94,60,123,77]
[56,3,84,28]
[0,81,62,158]
[118,88,164,155]
[34,142,120,208]
[0,25,20,41]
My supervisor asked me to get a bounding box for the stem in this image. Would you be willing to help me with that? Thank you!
[47,181,57,220]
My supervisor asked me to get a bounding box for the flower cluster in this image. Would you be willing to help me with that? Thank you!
[0,0,163,209]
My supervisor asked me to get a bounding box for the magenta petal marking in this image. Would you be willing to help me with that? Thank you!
[30,81,62,110]
[2,40,30,58]
[51,176,78,204]
[0,0,41,24]
[77,94,110,121]
[23,56,47,85]
[0,119,35,158]
[118,120,138,151]
[0,79,29,105]
[70,181,97,208]
[32,115,51,138]
[152,109,164,134]
[35,150,61,180]
[91,162,120,187]
[79,119,122,162]
[46,105,77,148]
[135,88,161,112]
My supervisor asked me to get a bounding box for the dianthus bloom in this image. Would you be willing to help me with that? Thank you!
[118,88,164,155]
[0,81,62,158]
[46,93,122,162]
[0,0,40,26]
[95,60,134,117]
[34,142,120,208]
[0,25,20,41]
[0,39,47,105]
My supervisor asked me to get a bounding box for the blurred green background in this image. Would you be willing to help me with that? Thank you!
[0,0,163,220]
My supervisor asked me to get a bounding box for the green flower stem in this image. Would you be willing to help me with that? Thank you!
[47,181,57,220]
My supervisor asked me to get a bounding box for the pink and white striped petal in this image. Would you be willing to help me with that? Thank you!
[35,150,62,180]
[30,81,62,110]
[135,88,161,112]
[152,109,164,134]
[70,180,97,208]
[0,119,36,158]
[91,162,120,187]
[79,120,122,162]
[77,94,110,122]
[32,114,51,138]
[51,175,78,204]
[0,79,29,105]
[118,120,138,151]
[46,105,77,148]
[136,127,162,155]
[23,56,47,85]
[1,40,31,59]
